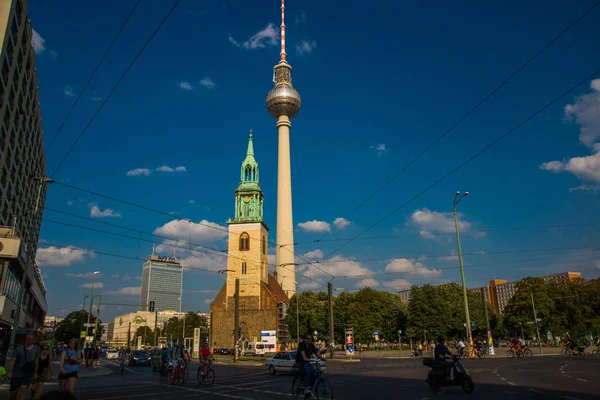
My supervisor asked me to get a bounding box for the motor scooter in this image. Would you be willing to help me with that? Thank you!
[423,354,474,394]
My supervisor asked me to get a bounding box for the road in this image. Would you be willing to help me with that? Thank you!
[36,355,600,400]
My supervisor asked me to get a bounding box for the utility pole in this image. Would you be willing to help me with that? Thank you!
[86,272,100,341]
[154,310,158,347]
[127,322,131,349]
[453,191,472,347]
[79,294,89,349]
[234,278,240,363]
[327,282,334,359]
[93,295,102,345]
[481,288,494,355]
[530,293,543,355]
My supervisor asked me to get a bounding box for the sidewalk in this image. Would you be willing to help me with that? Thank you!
[349,347,564,359]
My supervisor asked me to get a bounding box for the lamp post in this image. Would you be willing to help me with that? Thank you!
[86,272,101,343]
[453,191,472,347]
[79,294,89,348]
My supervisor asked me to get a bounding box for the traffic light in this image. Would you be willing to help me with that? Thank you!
[149,301,155,312]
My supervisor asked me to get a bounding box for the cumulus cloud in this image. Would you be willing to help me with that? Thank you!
[80,282,104,289]
[65,272,104,278]
[105,286,141,296]
[89,205,121,218]
[540,152,600,184]
[204,298,214,304]
[356,278,379,288]
[333,217,351,229]
[154,219,228,244]
[408,208,478,240]
[200,77,216,89]
[303,249,324,259]
[229,23,279,50]
[179,253,227,272]
[370,144,387,158]
[296,40,316,55]
[382,279,413,290]
[156,165,187,173]
[32,29,46,54]
[384,258,441,277]
[438,250,459,262]
[178,81,193,90]
[308,255,373,278]
[126,168,151,177]
[298,220,331,233]
[36,246,94,267]
[63,85,75,97]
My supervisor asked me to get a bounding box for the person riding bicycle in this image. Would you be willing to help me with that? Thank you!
[296,333,325,398]
[455,339,466,357]
[199,343,212,377]
[159,347,170,376]
[434,336,453,379]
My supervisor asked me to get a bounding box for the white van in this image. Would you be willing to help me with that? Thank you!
[243,342,266,356]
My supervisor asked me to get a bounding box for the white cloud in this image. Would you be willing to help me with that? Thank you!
[200,77,216,89]
[105,286,141,296]
[303,249,324,259]
[298,220,331,233]
[228,34,240,47]
[382,279,413,290]
[154,219,228,244]
[299,281,321,290]
[296,40,316,55]
[126,168,152,177]
[179,253,227,272]
[122,275,132,281]
[237,23,278,49]
[474,250,487,255]
[156,165,187,173]
[333,217,351,229]
[36,246,94,267]
[32,29,46,54]
[356,278,379,288]
[384,258,441,278]
[89,205,121,218]
[64,85,75,97]
[564,79,600,147]
[178,81,193,90]
[203,298,214,305]
[79,282,104,289]
[438,250,459,262]
[408,208,473,240]
[308,255,373,278]
[189,200,196,204]
[370,143,387,158]
[111,274,120,278]
[90,95,102,101]
[540,152,600,183]
[295,10,307,26]
[65,272,104,278]
[185,289,219,294]
[569,184,600,192]
[67,199,73,206]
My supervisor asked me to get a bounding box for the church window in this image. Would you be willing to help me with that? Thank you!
[244,165,255,181]
[239,233,250,251]
[262,235,266,254]
[242,262,247,274]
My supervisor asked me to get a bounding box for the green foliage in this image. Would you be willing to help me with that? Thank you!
[160,312,209,340]
[285,291,329,341]
[55,310,102,344]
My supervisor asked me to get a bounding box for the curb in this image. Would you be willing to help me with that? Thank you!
[327,359,361,363]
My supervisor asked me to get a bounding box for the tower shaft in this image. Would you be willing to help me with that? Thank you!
[275,115,295,298]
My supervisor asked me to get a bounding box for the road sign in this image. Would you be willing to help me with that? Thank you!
[84,323,95,328]
[373,330,379,335]
[80,331,86,339]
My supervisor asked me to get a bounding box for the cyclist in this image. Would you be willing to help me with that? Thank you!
[296,334,325,398]
[159,347,170,378]
[199,343,212,377]
[456,339,466,357]
[119,350,128,374]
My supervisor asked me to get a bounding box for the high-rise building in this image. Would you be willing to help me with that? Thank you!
[140,254,183,312]
[0,0,46,267]
[210,134,289,348]
[0,0,47,348]
[266,0,301,299]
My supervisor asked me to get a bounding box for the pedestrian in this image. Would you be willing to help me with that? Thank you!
[92,346,99,368]
[6,333,40,400]
[33,343,53,399]
[59,339,81,393]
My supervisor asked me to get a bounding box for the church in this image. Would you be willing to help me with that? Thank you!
[209,133,290,349]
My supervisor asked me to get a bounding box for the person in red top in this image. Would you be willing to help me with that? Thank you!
[199,343,212,376]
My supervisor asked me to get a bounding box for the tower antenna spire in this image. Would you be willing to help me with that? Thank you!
[280,0,286,62]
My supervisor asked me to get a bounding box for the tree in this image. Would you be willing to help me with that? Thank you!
[284,291,329,341]
[135,326,154,343]
[55,310,102,344]
[333,291,355,344]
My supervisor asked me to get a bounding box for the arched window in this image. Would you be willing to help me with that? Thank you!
[242,261,247,274]
[262,235,266,254]
[239,232,250,251]
[244,165,254,181]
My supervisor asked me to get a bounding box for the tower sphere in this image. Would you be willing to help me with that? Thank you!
[266,84,302,119]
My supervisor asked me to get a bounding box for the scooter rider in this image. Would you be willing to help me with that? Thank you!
[434,336,453,379]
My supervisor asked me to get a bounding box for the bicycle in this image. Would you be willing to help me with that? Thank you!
[197,360,215,385]
[119,357,128,375]
[292,361,333,400]
[561,346,572,356]
[507,347,524,359]
[475,347,488,359]
[169,359,186,386]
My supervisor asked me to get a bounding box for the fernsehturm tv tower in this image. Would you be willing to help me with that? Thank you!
[266,0,301,298]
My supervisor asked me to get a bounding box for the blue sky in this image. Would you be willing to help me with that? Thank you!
[29,0,600,321]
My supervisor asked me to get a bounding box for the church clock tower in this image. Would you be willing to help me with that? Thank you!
[225,132,270,309]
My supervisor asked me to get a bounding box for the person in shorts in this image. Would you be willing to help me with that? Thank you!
[33,343,53,399]
[59,339,81,393]
[7,334,40,400]
[199,343,212,376]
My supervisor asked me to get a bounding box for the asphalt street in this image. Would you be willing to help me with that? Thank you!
[13,355,600,400]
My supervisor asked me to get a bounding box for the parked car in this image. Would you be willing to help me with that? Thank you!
[265,351,326,375]
[130,350,152,366]
[106,349,120,360]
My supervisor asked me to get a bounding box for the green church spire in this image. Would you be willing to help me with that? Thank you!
[228,131,265,224]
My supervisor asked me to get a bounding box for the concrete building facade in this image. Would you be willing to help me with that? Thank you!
[140,255,183,312]
[112,310,184,346]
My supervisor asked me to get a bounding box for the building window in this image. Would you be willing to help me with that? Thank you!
[239,233,250,251]
[262,235,266,254]
[242,262,247,275]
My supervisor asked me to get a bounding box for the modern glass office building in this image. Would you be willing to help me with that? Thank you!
[140,254,183,312]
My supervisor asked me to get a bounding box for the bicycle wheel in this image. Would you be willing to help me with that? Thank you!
[507,349,514,358]
[315,378,334,400]
[292,376,304,399]
[516,350,524,358]
[183,366,189,383]
[206,368,215,385]
[523,349,533,358]
[197,367,205,384]
[561,348,569,356]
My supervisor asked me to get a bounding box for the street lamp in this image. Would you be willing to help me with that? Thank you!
[453,191,472,347]
[86,272,101,343]
[79,294,89,348]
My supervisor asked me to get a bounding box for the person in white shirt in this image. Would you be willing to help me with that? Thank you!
[456,340,466,357]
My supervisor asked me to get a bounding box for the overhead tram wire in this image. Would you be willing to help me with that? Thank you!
[44,0,142,152]
[316,66,600,263]
[49,0,182,178]
[316,0,600,242]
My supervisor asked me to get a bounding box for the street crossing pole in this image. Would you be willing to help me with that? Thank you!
[530,293,543,355]
[328,282,334,359]
[234,278,240,363]
[481,288,494,355]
